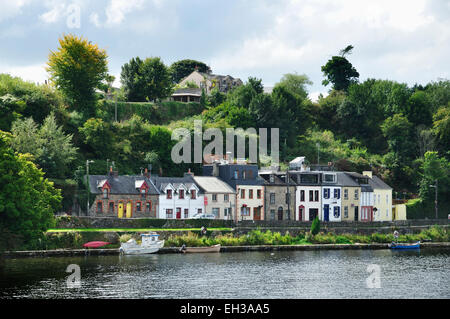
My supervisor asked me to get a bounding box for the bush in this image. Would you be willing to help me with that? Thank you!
[311,217,320,236]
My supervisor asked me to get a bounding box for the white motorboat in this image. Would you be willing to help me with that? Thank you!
[119,232,165,255]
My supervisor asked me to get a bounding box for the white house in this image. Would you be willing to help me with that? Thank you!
[291,172,322,221]
[321,172,342,222]
[153,175,204,219]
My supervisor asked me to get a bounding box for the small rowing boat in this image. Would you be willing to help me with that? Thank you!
[119,233,164,255]
[83,241,110,248]
[389,241,420,250]
[180,244,221,253]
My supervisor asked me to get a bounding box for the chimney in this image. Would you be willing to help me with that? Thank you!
[363,171,373,178]
[109,166,113,176]
[184,168,194,178]
[144,168,148,177]
[212,162,219,177]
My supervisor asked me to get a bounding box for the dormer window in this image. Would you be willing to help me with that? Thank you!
[190,189,196,199]
[141,188,146,199]
[323,174,336,183]
[179,189,184,199]
[167,189,172,199]
[270,175,274,183]
[103,188,108,199]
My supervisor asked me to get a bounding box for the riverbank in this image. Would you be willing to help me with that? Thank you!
[3,242,450,258]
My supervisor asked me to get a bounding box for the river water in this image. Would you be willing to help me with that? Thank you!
[0,249,449,299]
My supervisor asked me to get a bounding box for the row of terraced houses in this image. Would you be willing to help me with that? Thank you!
[88,157,406,222]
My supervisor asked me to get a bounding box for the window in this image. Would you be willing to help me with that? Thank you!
[97,201,102,213]
[300,174,319,184]
[136,202,141,212]
[323,174,336,183]
[344,206,348,218]
[212,208,220,217]
[242,171,246,179]
[270,175,274,183]
[146,202,151,213]
[166,209,173,218]
[184,209,189,219]
[344,189,349,200]
[324,188,330,199]
[300,190,305,202]
[109,202,114,214]
[141,188,146,199]
[248,170,253,179]
[241,189,245,198]
[354,189,359,200]
[234,170,239,179]
[224,194,229,202]
[286,193,290,204]
[309,190,314,201]
[270,209,275,220]
[270,193,275,204]
[249,189,253,199]
[241,206,250,216]
[179,189,184,199]
[334,189,340,199]
[191,190,196,199]
[212,194,217,201]
[197,208,202,215]
[102,188,108,199]
[167,189,172,199]
[314,190,319,202]
[333,206,340,218]
[386,194,388,204]
[224,208,231,217]
[257,189,261,199]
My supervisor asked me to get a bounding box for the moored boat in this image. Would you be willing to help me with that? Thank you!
[389,241,420,250]
[180,244,221,253]
[83,241,110,248]
[119,232,165,255]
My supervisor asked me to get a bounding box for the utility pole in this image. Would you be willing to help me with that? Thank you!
[430,180,438,219]
[316,142,320,166]
[86,160,94,215]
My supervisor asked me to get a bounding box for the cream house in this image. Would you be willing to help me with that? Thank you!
[193,176,236,220]
[365,171,393,221]
[339,172,361,222]
[177,70,243,94]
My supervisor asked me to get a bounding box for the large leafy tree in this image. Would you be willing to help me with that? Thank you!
[274,73,312,100]
[47,34,108,119]
[169,59,212,83]
[120,57,173,102]
[321,45,359,91]
[10,113,78,179]
[0,131,61,250]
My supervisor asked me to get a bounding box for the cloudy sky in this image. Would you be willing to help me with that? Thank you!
[1,0,449,100]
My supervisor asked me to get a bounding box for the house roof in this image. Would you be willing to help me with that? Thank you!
[152,176,202,194]
[193,176,235,194]
[88,175,159,195]
[171,87,202,97]
[369,175,392,190]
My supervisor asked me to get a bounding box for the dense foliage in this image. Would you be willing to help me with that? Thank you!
[0,132,61,250]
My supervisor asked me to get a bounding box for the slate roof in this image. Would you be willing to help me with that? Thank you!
[369,175,392,190]
[259,172,297,185]
[193,176,235,194]
[88,175,159,195]
[152,176,203,194]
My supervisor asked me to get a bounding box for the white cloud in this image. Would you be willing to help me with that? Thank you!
[105,0,145,26]
[0,0,31,22]
[1,63,49,85]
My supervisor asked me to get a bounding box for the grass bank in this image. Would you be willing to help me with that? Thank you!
[164,226,450,247]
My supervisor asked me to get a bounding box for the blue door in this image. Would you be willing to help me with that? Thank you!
[324,204,329,222]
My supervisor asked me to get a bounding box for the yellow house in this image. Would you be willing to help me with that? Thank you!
[339,172,362,222]
[364,171,393,222]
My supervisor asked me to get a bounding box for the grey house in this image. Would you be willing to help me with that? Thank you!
[259,170,296,220]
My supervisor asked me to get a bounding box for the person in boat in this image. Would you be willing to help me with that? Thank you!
[201,226,207,236]
[393,230,399,245]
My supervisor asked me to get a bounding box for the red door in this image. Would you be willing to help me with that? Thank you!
[176,207,181,219]
[298,206,304,221]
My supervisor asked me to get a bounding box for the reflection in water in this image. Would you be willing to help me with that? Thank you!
[0,249,448,299]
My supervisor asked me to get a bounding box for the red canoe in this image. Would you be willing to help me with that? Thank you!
[83,241,110,248]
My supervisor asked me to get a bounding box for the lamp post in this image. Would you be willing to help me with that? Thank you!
[429,180,438,219]
[86,160,94,215]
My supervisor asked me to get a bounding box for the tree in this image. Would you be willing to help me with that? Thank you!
[310,216,320,235]
[406,90,432,126]
[274,73,312,100]
[0,94,25,131]
[10,113,78,179]
[120,57,173,102]
[321,45,359,91]
[47,34,108,119]
[432,104,450,152]
[169,59,212,83]
[0,131,61,250]
[381,114,415,159]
